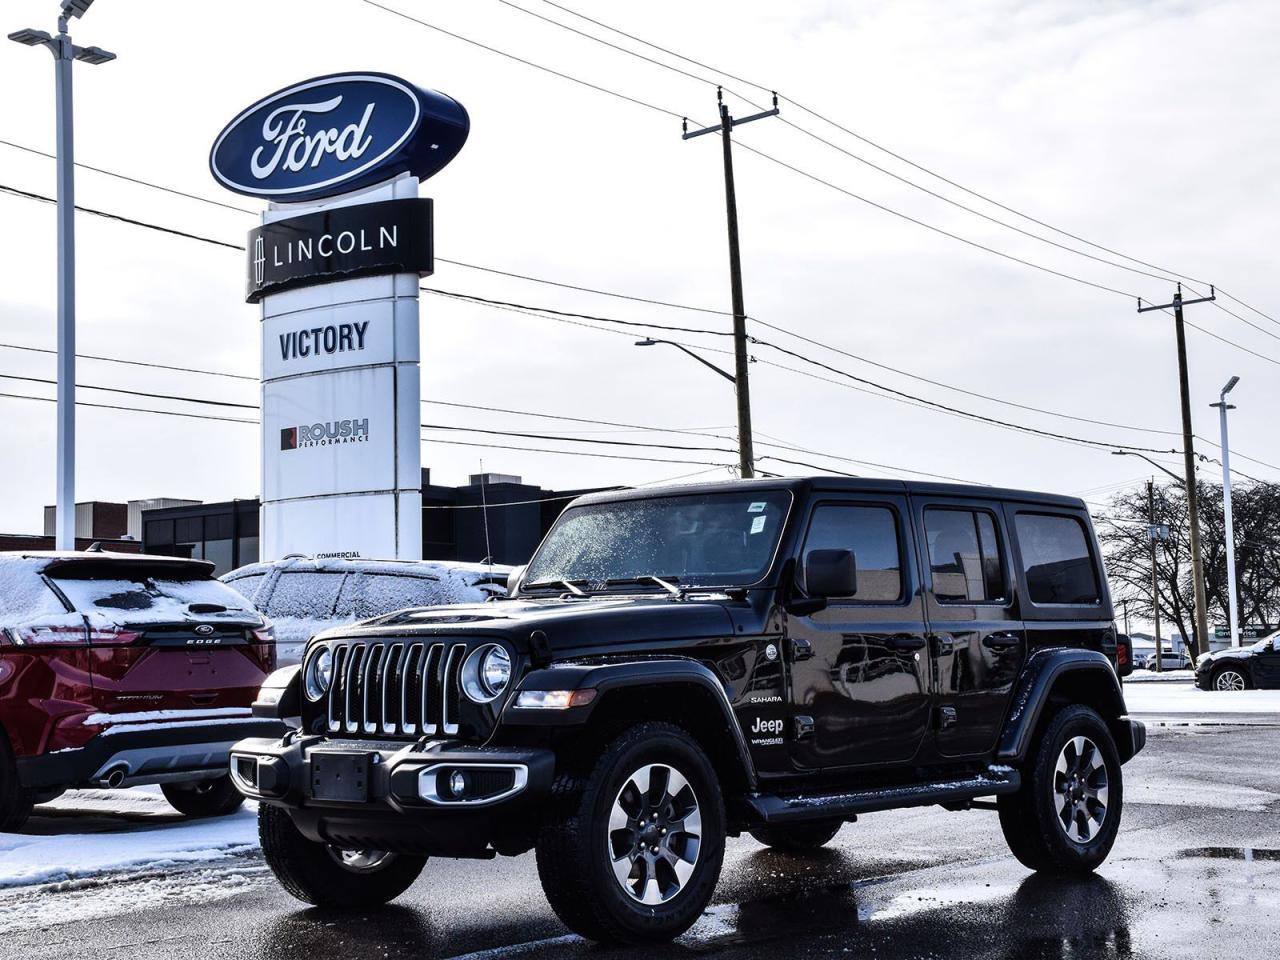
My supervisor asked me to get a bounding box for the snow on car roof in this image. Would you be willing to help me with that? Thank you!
[222,555,512,584]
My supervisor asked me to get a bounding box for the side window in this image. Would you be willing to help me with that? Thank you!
[802,504,902,602]
[924,508,1006,603]
[224,572,268,607]
[264,572,347,619]
[1014,513,1100,605]
[335,574,441,621]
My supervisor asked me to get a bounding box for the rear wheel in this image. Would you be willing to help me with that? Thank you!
[535,722,726,944]
[750,819,843,852]
[998,705,1123,874]
[258,804,427,908]
[0,731,34,833]
[161,775,246,818]
[1213,666,1250,691]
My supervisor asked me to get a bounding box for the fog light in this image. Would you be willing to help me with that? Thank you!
[450,770,467,796]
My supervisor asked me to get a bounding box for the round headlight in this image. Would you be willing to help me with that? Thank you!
[481,646,511,697]
[305,647,333,701]
[462,644,512,703]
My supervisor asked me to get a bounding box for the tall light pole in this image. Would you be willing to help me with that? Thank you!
[8,0,115,550]
[1211,376,1241,648]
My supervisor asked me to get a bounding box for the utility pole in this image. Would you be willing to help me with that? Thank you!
[683,89,778,479]
[1138,283,1216,658]
[1148,479,1164,673]
[8,1,116,550]
[1211,376,1241,647]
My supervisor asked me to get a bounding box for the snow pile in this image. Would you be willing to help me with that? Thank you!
[0,792,258,889]
[1124,681,1280,717]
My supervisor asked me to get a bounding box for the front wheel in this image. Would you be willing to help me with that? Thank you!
[161,775,246,818]
[1212,666,1250,691]
[535,722,726,944]
[258,804,427,908]
[998,705,1123,874]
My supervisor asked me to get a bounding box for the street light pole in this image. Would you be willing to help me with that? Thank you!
[8,1,115,551]
[1211,376,1241,647]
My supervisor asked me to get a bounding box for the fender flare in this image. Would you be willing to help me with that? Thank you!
[500,657,757,790]
[998,648,1131,763]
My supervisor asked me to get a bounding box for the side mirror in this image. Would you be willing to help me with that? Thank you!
[804,549,858,599]
[507,564,526,597]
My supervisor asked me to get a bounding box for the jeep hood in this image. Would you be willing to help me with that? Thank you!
[318,595,739,652]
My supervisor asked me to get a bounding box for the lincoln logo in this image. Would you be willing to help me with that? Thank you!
[281,418,370,450]
[253,236,265,285]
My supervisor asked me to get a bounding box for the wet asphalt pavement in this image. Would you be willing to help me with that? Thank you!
[5,724,1279,960]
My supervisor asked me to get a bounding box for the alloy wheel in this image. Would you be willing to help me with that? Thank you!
[327,847,397,872]
[1214,669,1246,692]
[1053,735,1109,844]
[607,763,702,905]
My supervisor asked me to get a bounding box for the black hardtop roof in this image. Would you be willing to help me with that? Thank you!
[570,476,1088,511]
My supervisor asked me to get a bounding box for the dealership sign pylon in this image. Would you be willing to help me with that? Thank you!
[210,72,469,561]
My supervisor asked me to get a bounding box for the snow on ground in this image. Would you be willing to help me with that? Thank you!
[1124,679,1280,718]
[0,788,257,890]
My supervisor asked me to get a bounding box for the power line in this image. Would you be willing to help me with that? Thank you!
[0,340,258,382]
[357,0,685,120]
[521,0,1280,339]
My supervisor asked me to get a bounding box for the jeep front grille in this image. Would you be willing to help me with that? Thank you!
[323,640,467,738]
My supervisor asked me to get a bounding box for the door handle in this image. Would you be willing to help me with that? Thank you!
[887,634,927,651]
[983,633,1022,650]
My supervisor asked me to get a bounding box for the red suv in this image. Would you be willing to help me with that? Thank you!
[0,551,285,831]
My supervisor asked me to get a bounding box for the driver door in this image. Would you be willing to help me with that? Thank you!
[785,495,931,770]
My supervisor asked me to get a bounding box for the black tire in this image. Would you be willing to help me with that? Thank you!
[161,775,246,818]
[749,819,843,852]
[535,721,726,944]
[1211,665,1251,691]
[258,804,427,908]
[998,705,1123,875]
[0,730,34,833]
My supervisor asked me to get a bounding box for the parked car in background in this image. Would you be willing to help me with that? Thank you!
[0,551,283,831]
[221,556,510,666]
[1139,650,1192,671]
[1195,632,1280,690]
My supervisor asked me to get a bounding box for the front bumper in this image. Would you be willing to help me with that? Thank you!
[229,735,556,858]
[16,716,288,790]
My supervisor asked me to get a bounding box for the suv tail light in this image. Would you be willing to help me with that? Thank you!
[7,622,139,646]
[252,625,276,644]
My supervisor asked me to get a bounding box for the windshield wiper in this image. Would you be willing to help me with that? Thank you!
[523,578,588,597]
[603,575,683,598]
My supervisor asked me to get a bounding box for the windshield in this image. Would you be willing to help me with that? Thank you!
[524,490,792,590]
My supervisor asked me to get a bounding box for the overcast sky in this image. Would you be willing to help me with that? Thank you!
[0,0,1276,537]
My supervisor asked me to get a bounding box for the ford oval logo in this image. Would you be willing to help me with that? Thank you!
[194,624,216,636]
[210,72,469,203]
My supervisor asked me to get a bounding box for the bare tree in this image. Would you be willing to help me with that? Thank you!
[1098,481,1280,653]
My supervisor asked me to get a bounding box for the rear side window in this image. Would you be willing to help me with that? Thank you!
[264,572,346,619]
[335,573,440,620]
[924,508,1006,603]
[224,573,268,606]
[1015,513,1100,605]
[801,504,902,602]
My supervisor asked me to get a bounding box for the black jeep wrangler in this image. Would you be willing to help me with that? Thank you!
[232,478,1145,943]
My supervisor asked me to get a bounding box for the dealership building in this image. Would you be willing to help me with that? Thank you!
[136,472,604,574]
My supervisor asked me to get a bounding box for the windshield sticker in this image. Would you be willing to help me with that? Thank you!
[749,516,767,535]
[747,502,767,513]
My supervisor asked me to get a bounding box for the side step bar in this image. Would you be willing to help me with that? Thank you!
[741,766,1021,825]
